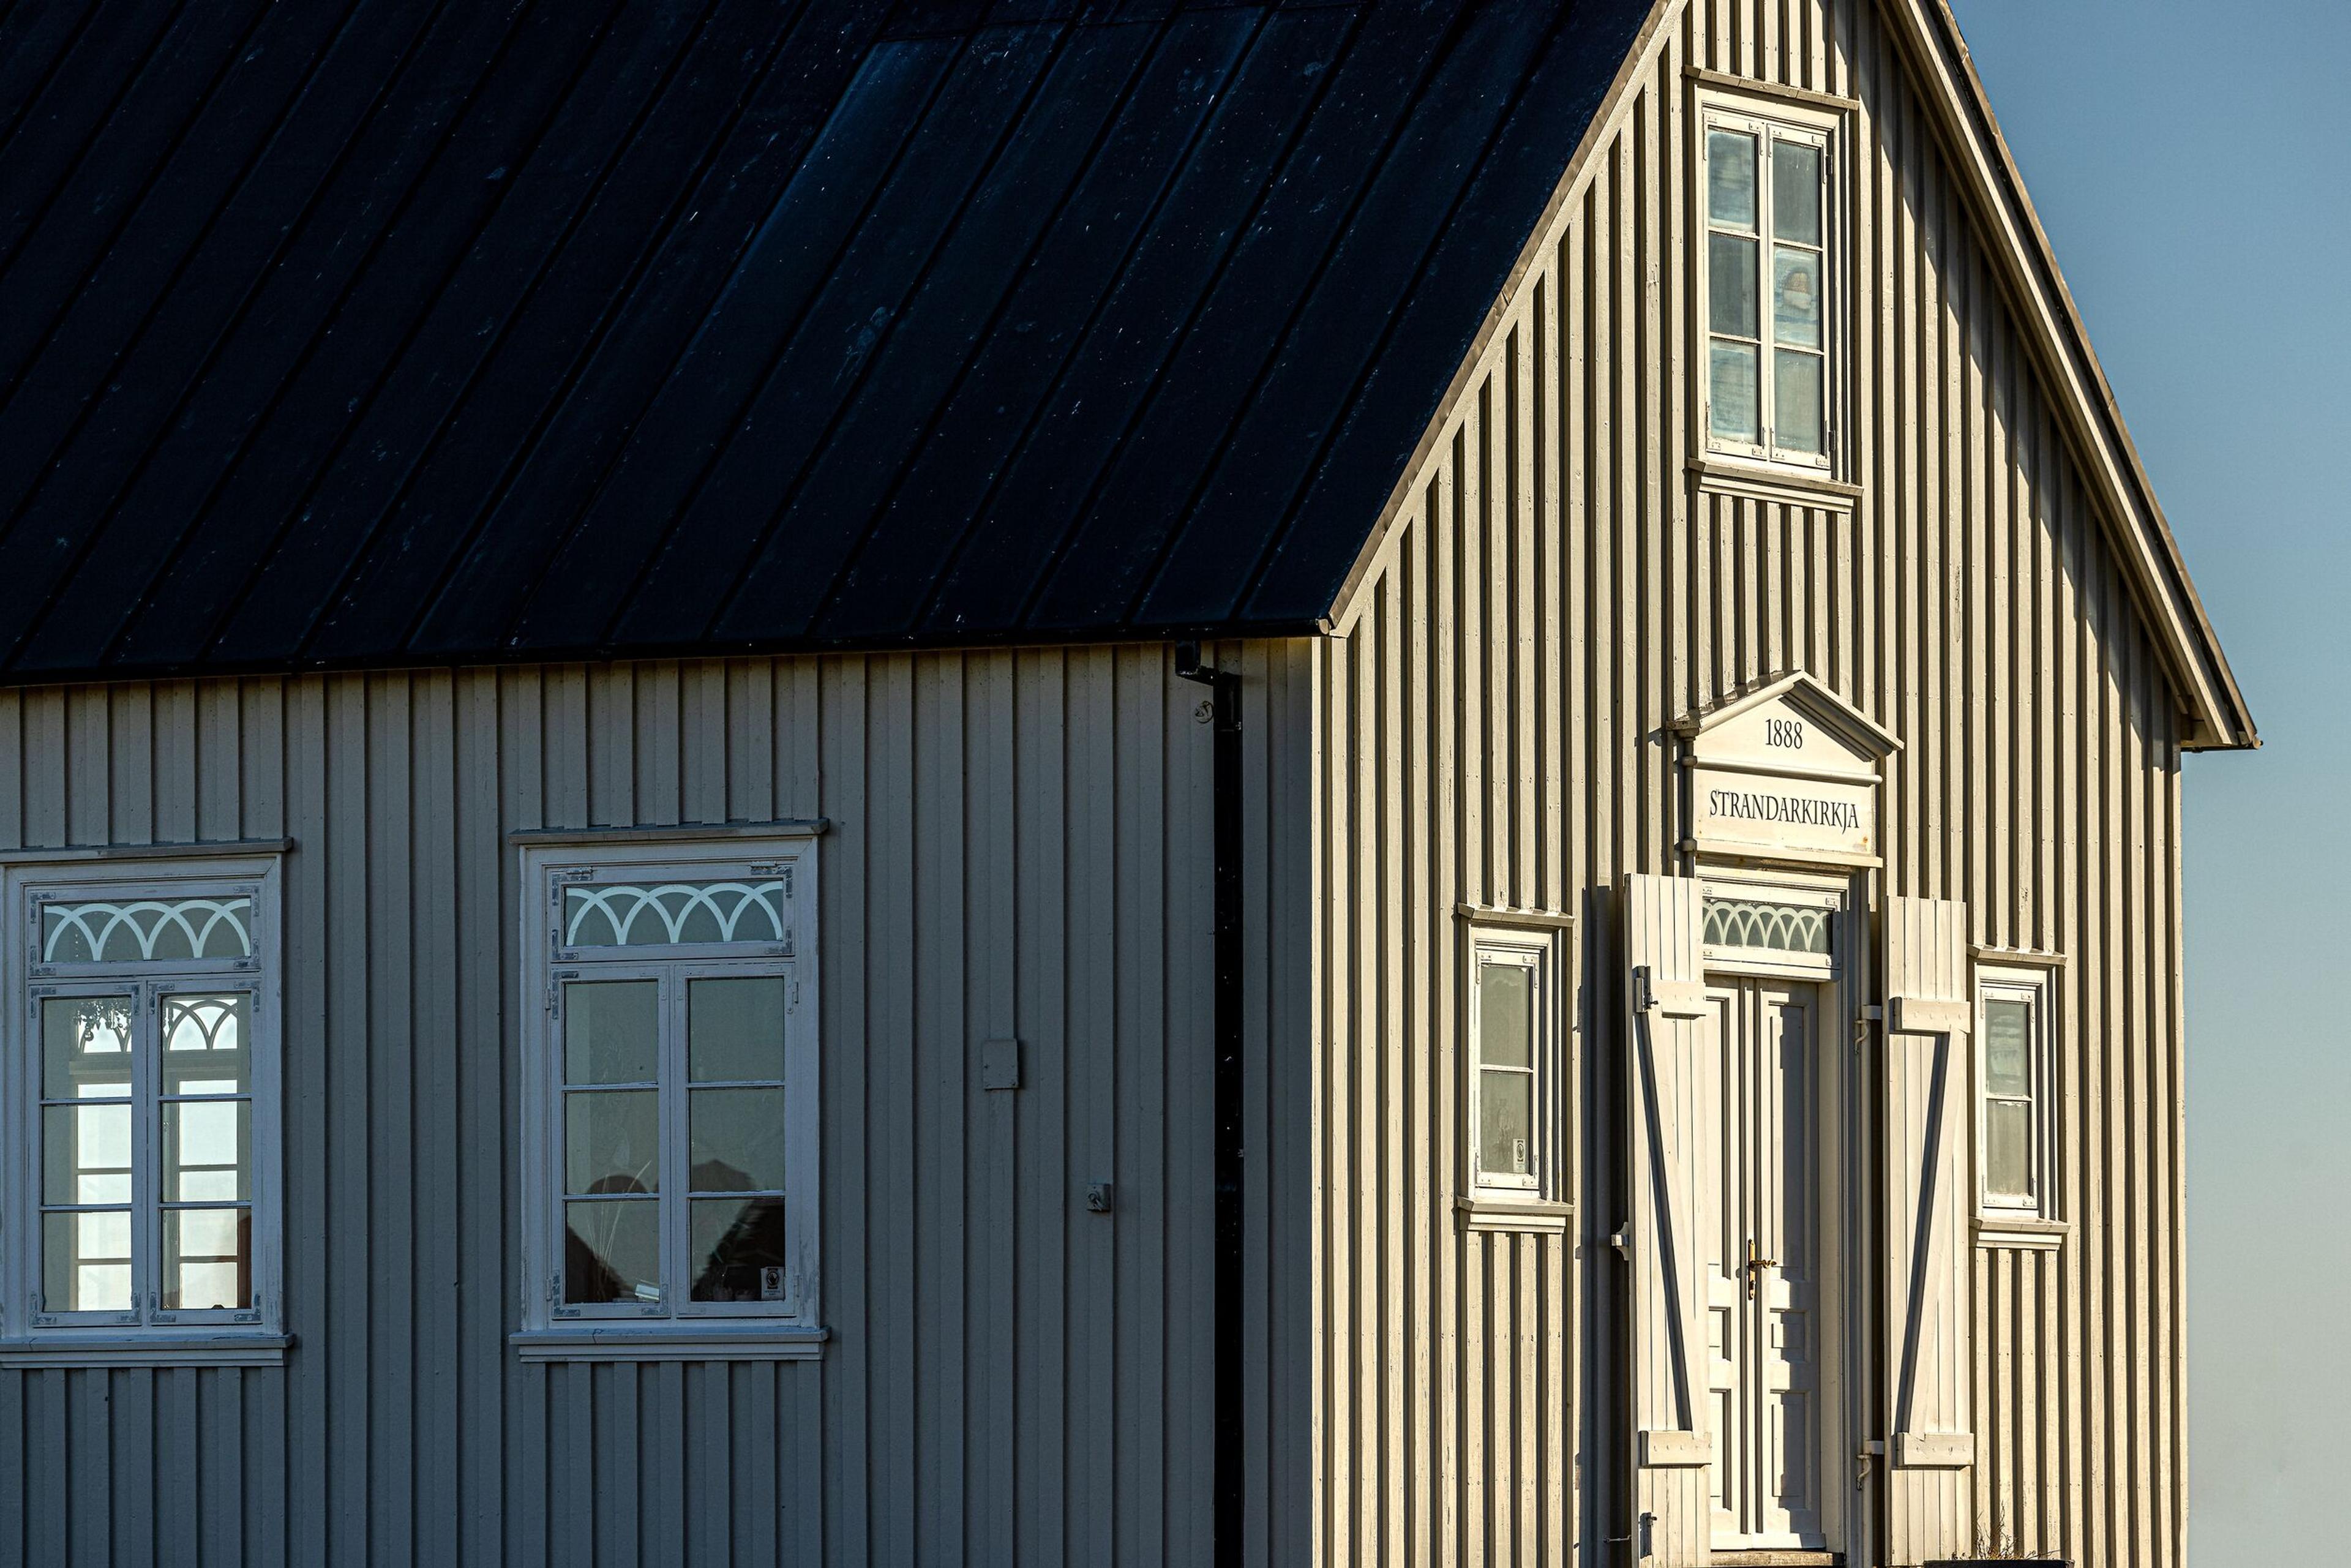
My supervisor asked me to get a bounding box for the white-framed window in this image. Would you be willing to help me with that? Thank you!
[1976,968,2056,1221]
[514,836,821,1361]
[1700,96,1839,470]
[1467,929,1557,1198]
[2,857,285,1364]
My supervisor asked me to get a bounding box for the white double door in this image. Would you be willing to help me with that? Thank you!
[1703,978,1828,1553]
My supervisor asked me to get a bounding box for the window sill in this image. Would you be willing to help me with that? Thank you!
[1689,456,1861,512]
[0,1332,291,1368]
[1455,1196,1573,1235]
[1975,1215,2069,1251]
[511,1326,828,1363]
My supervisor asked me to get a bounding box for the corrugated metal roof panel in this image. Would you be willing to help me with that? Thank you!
[0,0,1651,679]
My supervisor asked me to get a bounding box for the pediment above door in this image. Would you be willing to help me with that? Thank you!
[1673,674,1899,867]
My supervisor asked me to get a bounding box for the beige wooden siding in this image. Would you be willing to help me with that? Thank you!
[0,644,1315,1567]
[1314,2,2189,1564]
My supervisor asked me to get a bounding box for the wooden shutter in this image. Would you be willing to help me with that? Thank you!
[1882,895,1976,1563]
[1623,873,1712,1567]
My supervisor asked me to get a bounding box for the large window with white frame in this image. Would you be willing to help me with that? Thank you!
[515,836,821,1359]
[1976,968,2057,1221]
[1701,98,1837,470]
[3,858,283,1360]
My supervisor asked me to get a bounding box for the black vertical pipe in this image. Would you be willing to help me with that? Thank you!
[1176,642,1244,1568]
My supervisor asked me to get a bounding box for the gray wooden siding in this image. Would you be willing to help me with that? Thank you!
[0,645,1315,1567]
[1312,1,2188,1563]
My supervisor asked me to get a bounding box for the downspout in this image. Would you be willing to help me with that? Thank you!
[1174,641,1244,1568]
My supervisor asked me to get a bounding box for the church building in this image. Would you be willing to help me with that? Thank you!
[0,1,2253,1564]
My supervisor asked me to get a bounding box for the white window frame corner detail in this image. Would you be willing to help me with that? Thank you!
[515,838,822,1362]
[1463,924,1565,1204]
[1,854,288,1366]
[1693,86,1847,477]
[1974,964,2057,1225]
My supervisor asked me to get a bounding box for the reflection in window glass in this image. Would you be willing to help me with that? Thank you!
[1475,958,1539,1187]
[1710,233,1760,337]
[1711,343,1761,443]
[566,980,658,1085]
[1982,997,2038,1207]
[1707,115,1831,462]
[1775,350,1824,454]
[565,1199,661,1305]
[1772,140,1823,243]
[1708,130,1758,227]
[691,1196,789,1303]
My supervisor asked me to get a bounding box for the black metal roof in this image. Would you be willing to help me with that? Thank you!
[0,0,1649,680]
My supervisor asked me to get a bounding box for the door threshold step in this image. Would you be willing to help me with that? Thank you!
[1709,1553,1841,1567]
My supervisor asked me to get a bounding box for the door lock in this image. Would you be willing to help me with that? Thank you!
[1744,1238,1779,1300]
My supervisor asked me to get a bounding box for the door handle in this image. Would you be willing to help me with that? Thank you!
[1744,1239,1780,1300]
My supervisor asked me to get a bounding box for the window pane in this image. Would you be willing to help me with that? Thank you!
[44,1102,132,1205]
[689,977,787,1082]
[690,1196,788,1303]
[1984,999,2033,1098]
[1479,1070,1534,1180]
[1985,1098,2032,1201]
[565,980,658,1085]
[1704,896,1831,955]
[163,1099,250,1202]
[689,1087,787,1192]
[44,1210,132,1313]
[163,1207,251,1310]
[564,1198,661,1305]
[162,994,250,1094]
[42,996,133,1099]
[564,878,788,948]
[566,1089,659,1195]
[1477,962,1533,1068]
[1772,246,1824,350]
[1708,129,1758,227]
[1772,140,1823,243]
[1711,342,1761,443]
[1774,350,1824,454]
[1709,233,1759,337]
[42,895,253,964]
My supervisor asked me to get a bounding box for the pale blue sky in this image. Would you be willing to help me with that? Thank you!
[1946,3,2347,1561]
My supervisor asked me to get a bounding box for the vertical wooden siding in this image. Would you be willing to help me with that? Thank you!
[1314,2,2188,1564]
[0,643,1315,1567]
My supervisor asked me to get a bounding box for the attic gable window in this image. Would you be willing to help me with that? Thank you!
[1703,103,1836,470]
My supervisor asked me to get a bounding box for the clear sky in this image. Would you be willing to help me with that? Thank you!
[1944,3,2349,1561]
